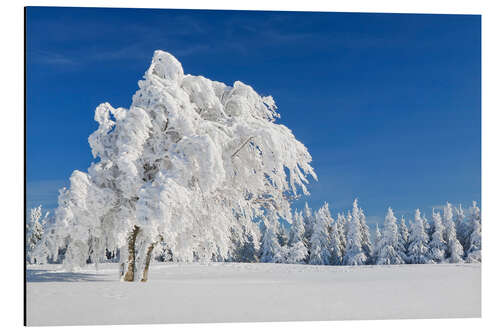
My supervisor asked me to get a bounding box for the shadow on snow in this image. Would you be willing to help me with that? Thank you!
[26,269,107,283]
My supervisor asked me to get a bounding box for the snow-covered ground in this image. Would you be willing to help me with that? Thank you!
[26,262,480,326]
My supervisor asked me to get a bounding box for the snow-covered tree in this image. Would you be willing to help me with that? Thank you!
[358,207,373,262]
[51,51,317,281]
[308,203,332,265]
[277,222,289,247]
[465,201,481,263]
[443,203,464,263]
[26,205,49,264]
[231,220,261,263]
[407,209,430,264]
[302,202,315,250]
[336,213,347,258]
[329,221,344,265]
[153,240,172,262]
[454,204,469,249]
[282,210,308,264]
[370,224,382,264]
[422,213,431,239]
[398,216,409,262]
[376,207,404,265]
[289,210,305,245]
[343,200,367,266]
[428,209,446,263]
[260,215,283,263]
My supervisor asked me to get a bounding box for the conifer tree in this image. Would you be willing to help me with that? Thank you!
[343,200,367,265]
[371,224,382,264]
[302,202,315,250]
[398,216,409,262]
[276,222,289,247]
[359,206,373,262]
[330,221,344,265]
[443,203,464,263]
[260,215,283,263]
[454,204,468,248]
[289,211,306,246]
[422,213,431,239]
[27,205,50,264]
[465,201,481,263]
[428,209,446,263]
[234,223,261,263]
[336,213,347,258]
[308,203,332,265]
[286,211,308,264]
[376,207,404,265]
[407,209,430,264]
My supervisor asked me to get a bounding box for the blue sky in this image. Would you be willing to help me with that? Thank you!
[26,7,481,225]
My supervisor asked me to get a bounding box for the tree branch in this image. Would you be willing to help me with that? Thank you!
[231,136,254,159]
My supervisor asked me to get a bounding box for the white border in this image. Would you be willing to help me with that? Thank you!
[2,1,498,332]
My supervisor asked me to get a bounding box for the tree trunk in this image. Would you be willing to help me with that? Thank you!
[140,242,157,282]
[123,225,140,282]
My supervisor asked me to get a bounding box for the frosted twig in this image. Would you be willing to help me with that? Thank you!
[231,136,254,159]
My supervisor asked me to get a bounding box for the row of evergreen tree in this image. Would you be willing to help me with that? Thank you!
[257,199,481,265]
[26,200,481,266]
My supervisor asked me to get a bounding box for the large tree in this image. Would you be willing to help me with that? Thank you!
[52,51,317,281]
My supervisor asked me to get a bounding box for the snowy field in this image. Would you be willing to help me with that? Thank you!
[26,262,480,326]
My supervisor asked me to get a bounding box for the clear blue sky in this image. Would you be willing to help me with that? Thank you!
[26,7,481,225]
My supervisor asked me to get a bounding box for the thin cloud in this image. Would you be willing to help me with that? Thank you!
[27,179,68,211]
[430,204,446,211]
[30,50,77,66]
[365,215,383,227]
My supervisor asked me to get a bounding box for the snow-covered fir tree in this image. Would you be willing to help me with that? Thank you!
[398,216,409,262]
[422,213,431,239]
[359,207,373,263]
[289,210,305,245]
[26,205,49,264]
[50,51,317,281]
[465,201,481,263]
[407,209,430,264]
[376,207,404,265]
[371,224,382,264]
[308,203,333,265]
[454,204,468,249]
[428,209,446,263]
[442,203,464,263]
[284,210,308,264]
[231,221,261,263]
[336,213,347,258]
[276,222,289,247]
[343,200,367,266]
[260,214,283,263]
[302,202,315,251]
[329,221,344,265]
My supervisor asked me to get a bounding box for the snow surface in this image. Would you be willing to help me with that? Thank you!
[26,262,480,326]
